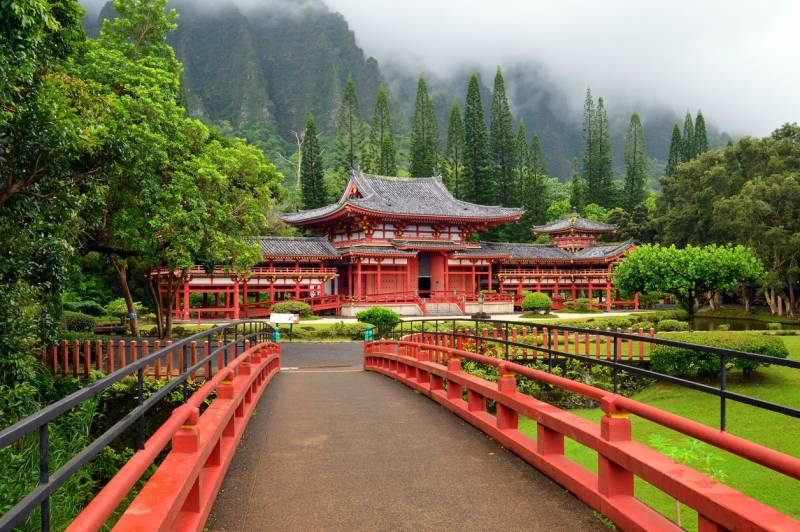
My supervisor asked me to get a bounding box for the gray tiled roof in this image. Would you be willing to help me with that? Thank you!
[533,215,617,234]
[252,236,339,258]
[336,245,417,256]
[392,239,468,250]
[453,241,633,261]
[572,240,634,259]
[282,172,522,223]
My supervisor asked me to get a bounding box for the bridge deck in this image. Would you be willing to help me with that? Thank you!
[208,342,603,531]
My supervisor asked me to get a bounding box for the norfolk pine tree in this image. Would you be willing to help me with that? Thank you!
[582,87,596,197]
[301,115,326,209]
[623,112,647,210]
[570,158,586,212]
[409,75,439,176]
[682,111,695,161]
[463,73,490,203]
[444,98,466,198]
[694,110,709,155]
[334,75,366,173]
[665,123,682,177]
[531,134,547,176]
[489,67,516,206]
[364,83,397,175]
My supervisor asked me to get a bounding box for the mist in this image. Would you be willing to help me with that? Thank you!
[322,0,798,137]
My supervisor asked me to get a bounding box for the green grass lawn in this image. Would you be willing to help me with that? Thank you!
[519,335,800,530]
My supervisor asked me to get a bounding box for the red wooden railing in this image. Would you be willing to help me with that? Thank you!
[68,341,280,531]
[364,339,800,530]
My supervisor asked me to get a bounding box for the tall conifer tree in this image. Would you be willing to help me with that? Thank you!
[513,121,531,207]
[530,134,547,176]
[570,158,586,212]
[694,110,709,155]
[364,83,396,175]
[463,73,489,203]
[593,97,614,205]
[444,98,465,198]
[682,111,695,161]
[489,67,516,206]
[334,75,366,173]
[665,123,682,177]
[300,114,326,209]
[623,112,647,210]
[581,87,596,195]
[409,75,439,176]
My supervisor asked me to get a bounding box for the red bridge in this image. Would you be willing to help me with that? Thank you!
[1,322,799,531]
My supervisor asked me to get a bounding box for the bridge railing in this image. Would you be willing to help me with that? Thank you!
[364,338,800,530]
[383,318,800,432]
[0,320,274,532]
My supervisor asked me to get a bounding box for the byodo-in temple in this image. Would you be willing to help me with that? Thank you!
[151,172,637,319]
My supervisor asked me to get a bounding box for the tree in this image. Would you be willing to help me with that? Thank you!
[614,244,763,319]
[682,111,695,161]
[463,73,489,203]
[301,115,325,209]
[530,134,547,176]
[694,110,709,155]
[569,158,586,211]
[443,98,465,198]
[363,83,396,175]
[623,112,647,210]
[334,75,365,173]
[581,87,596,199]
[582,88,613,206]
[409,75,438,177]
[489,67,516,206]
[665,123,682,177]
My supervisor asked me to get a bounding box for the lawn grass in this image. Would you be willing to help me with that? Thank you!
[696,306,800,325]
[518,335,800,530]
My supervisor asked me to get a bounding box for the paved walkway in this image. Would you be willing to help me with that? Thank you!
[207,343,603,531]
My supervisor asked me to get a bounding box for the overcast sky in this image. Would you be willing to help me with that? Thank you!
[323,0,799,136]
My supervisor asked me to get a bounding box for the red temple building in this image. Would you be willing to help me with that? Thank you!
[154,172,636,319]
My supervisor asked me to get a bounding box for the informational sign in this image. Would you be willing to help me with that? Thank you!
[270,313,300,324]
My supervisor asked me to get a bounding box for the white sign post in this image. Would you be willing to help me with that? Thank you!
[269,313,300,341]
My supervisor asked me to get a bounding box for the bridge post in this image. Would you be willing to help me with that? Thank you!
[496,363,518,431]
[446,357,462,401]
[598,397,633,499]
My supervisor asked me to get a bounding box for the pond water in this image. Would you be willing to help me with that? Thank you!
[690,317,800,331]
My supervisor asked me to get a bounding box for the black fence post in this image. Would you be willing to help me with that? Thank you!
[39,424,49,532]
[612,332,619,394]
[504,322,510,360]
[137,367,145,450]
[720,355,727,431]
[547,327,554,373]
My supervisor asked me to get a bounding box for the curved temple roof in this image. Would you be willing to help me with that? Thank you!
[251,236,339,258]
[282,171,522,225]
[452,240,634,261]
[533,213,617,234]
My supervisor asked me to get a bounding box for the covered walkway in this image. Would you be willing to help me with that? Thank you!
[207,343,602,531]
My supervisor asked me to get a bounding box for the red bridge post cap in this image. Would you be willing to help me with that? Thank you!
[600,396,628,418]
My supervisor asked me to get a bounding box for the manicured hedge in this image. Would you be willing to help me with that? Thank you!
[564,298,592,312]
[356,306,401,334]
[270,301,313,317]
[652,332,789,378]
[63,311,97,332]
[655,319,689,332]
[522,292,553,312]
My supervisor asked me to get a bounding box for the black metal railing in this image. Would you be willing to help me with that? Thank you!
[0,320,273,532]
[382,318,800,432]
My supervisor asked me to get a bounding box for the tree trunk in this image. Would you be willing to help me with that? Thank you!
[777,293,784,316]
[147,275,164,338]
[110,255,139,337]
[741,285,750,313]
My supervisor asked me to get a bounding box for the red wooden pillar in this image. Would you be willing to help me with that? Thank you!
[443,256,449,292]
[634,292,639,310]
[487,262,492,291]
[571,280,577,300]
[606,280,612,311]
[470,262,476,294]
[588,282,593,304]
[233,279,240,319]
[182,282,190,320]
[405,261,411,294]
[356,259,362,298]
[377,260,382,294]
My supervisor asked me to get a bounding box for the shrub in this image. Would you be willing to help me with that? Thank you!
[62,311,96,332]
[522,292,553,312]
[270,301,312,318]
[651,332,789,379]
[656,319,689,332]
[564,298,592,312]
[716,323,731,331]
[105,298,146,320]
[767,322,782,331]
[63,299,106,317]
[356,306,401,335]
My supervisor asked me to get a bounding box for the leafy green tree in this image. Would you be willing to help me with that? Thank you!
[463,73,489,203]
[409,75,438,177]
[489,67,516,206]
[623,112,647,210]
[363,83,396,175]
[665,123,682,177]
[443,98,465,197]
[614,244,763,319]
[694,110,709,155]
[301,115,326,208]
[334,75,366,173]
[569,158,586,211]
[682,111,695,161]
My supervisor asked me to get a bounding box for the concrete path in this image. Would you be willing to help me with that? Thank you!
[207,342,604,531]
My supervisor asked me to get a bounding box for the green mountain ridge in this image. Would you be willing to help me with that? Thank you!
[85,0,730,181]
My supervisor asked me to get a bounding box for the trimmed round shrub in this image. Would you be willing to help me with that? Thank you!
[522,292,553,312]
[564,298,592,312]
[767,322,782,331]
[63,311,97,332]
[270,301,313,318]
[356,306,401,335]
[651,332,789,378]
[716,323,731,331]
[656,319,689,332]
